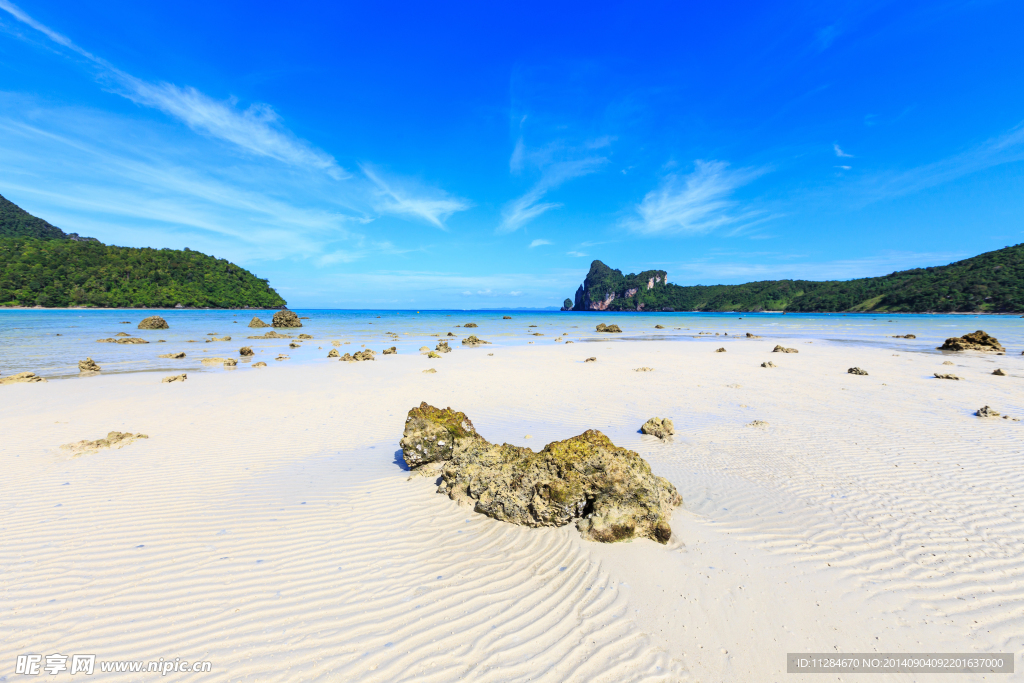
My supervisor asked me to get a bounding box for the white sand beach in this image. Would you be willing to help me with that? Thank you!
[2,337,1022,681]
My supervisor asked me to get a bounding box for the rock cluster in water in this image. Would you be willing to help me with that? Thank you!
[596,323,622,333]
[340,350,375,362]
[272,310,303,328]
[938,330,1004,352]
[400,402,682,544]
[138,316,169,330]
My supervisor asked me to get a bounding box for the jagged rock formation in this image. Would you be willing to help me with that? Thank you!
[60,431,148,456]
[937,330,1004,352]
[328,349,340,358]
[248,316,269,328]
[162,374,187,383]
[848,367,868,375]
[640,417,674,440]
[158,352,186,359]
[571,261,669,311]
[138,316,169,330]
[595,323,621,333]
[340,350,375,362]
[400,402,682,544]
[97,337,149,344]
[976,405,1000,417]
[773,345,798,353]
[0,371,46,384]
[272,310,302,328]
[78,358,100,373]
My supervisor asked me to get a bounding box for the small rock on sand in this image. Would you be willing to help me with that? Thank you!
[595,323,622,333]
[976,405,1000,418]
[162,374,187,383]
[289,342,301,348]
[435,341,450,353]
[584,357,597,362]
[423,368,437,374]
[383,347,397,354]
[462,335,490,346]
[654,325,665,329]
[426,351,441,358]
[934,373,961,380]
[715,347,726,353]
[0,371,46,385]
[61,431,149,456]
[328,349,340,358]
[272,310,303,328]
[848,367,868,375]
[137,315,169,330]
[761,361,776,368]
[937,330,1004,352]
[78,358,101,373]
[942,361,954,365]
[158,352,186,359]
[239,347,254,356]
[773,345,798,353]
[746,333,761,338]
[993,368,1006,376]
[248,316,270,328]
[748,420,769,428]
[298,334,313,340]
[253,361,267,367]
[640,417,674,440]
[634,367,654,372]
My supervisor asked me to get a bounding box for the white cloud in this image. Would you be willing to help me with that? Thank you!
[361,165,470,230]
[528,238,552,248]
[0,0,344,177]
[566,251,587,257]
[625,160,767,236]
[834,143,854,158]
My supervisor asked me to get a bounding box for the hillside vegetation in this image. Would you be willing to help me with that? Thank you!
[0,194,285,308]
[567,244,1024,313]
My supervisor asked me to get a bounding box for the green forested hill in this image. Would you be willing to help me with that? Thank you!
[567,244,1024,313]
[0,194,285,308]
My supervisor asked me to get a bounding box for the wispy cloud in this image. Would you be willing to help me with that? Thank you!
[529,238,551,248]
[0,0,344,177]
[498,138,608,234]
[834,143,854,158]
[361,165,470,230]
[625,160,768,236]
[566,251,587,257]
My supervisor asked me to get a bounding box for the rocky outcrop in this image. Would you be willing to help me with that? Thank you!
[239,346,254,356]
[993,368,1007,376]
[223,358,238,367]
[272,310,302,328]
[162,374,187,383]
[327,349,340,358]
[435,341,451,353]
[248,331,291,339]
[773,345,798,353]
[934,373,961,380]
[248,316,269,328]
[595,323,621,333]
[976,405,1000,418]
[78,358,101,373]
[98,337,149,344]
[938,330,1004,352]
[848,367,868,375]
[138,315,169,330]
[746,333,761,338]
[383,347,397,355]
[640,417,674,440]
[60,431,149,456]
[0,371,46,385]
[158,352,186,359]
[462,335,490,346]
[400,402,682,544]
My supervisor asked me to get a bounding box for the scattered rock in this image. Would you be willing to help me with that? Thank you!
[892,334,916,338]
[634,367,654,372]
[207,336,231,342]
[532,332,544,336]
[464,323,478,328]
[761,361,776,368]
[462,335,491,346]
[640,417,674,440]
[275,354,289,361]
[60,431,149,456]
[383,347,397,355]
[937,330,1004,352]
[340,350,376,362]
[848,367,869,375]
[248,316,270,328]
[223,358,238,367]
[400,402,682,544]
[565,341,574,344]
[137,315,169,330]
[942,361,954,365]
[773,345,798,353]
[423,368,437,373]
[426,351,441,359]
[584,357,597,362]
[0,371,46,385]
[328,349,340,358]
[447,332,456,337]
[748,420,769,428]
[715,347,726,353]
[435,341,451,353]
[596,323,622,333]
[289,342,301,348]
[239,346,254,357]
[934,373,961,380]
[158,352,186,359]
[331,340,342,347]
[119,321,131,324]
[162,374,187,383]
[746,333,761,338]
[993,368,1007,376]
[976,405,1000,418]
[298,334,313,340]
[97,337,149,344]
[200,357,227,365]
[272,310,303,328]
[115,332,130,337]
[78,358,101,373]
[502,316,512,319]
[654,324,665,329]
[253,361,267,367]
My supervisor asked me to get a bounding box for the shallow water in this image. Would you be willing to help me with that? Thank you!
[2,308,1021,379]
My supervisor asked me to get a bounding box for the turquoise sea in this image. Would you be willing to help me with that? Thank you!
[2,308,1022,380]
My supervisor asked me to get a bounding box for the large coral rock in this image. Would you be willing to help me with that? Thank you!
[138,315,169,330]
[938,330,1004,352]
[0,371,46,385]
[248,316,270,328]
[272,310,302,328]
[640,417,674,440]
[400,402,683,544]
[596,323,622,333]
[78,358,101,373]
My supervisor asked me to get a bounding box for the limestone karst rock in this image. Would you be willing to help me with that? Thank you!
[400,402,682,544]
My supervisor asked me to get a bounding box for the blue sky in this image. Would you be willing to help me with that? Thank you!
[1,1,1022,308]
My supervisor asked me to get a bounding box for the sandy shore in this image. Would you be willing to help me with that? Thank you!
[2,338,1021,681]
